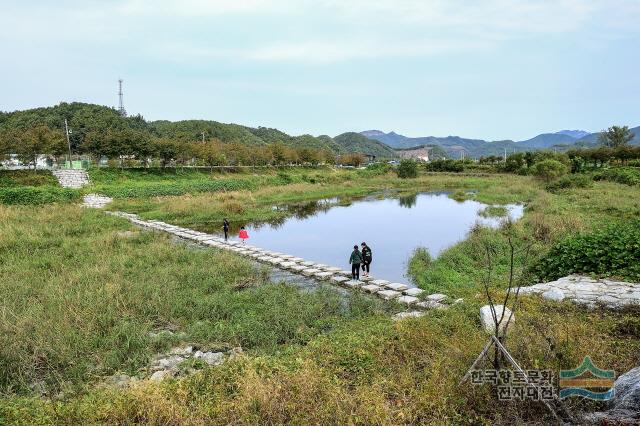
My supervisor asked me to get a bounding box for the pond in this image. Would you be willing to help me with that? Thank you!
[229,192,523,284]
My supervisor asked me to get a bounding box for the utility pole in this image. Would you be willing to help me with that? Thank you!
[201,131,205,143]
[503,148,507,162]
[64,119,72,167]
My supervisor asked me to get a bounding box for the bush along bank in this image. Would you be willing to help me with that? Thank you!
[530,220,640,282]
[0,186,80,205]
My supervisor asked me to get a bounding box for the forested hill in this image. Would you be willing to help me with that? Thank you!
[0,102,392,157]
[333,132,397,158]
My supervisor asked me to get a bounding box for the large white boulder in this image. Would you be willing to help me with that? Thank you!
[542,288,565,302]
[480,305,515,335]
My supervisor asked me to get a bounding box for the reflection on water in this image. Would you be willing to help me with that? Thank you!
[213,192,524,283]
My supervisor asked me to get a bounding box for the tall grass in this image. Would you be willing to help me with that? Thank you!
[0,204,386,395]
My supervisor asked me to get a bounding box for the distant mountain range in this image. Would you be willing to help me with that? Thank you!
[360,127,640,158]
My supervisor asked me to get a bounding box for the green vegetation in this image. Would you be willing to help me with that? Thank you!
[532,159,568,182]
[2,164,640,424]
[0,170,58,187]
[478,205,508,217]
[0,187,80,205]
[545,174,593,192]
[333,132,397,158]
[396,159,418,178]
[597,125,635,147]
[0,204,389,395]
[594,166,640,186]
[531,221,640,281]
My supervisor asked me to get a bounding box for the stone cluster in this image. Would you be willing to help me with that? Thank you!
[106,211,456,316]
[52,169,90,188]
[82,193,113,208]
[519,275,640,308]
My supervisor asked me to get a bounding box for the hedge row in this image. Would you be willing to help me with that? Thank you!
[94,177,276,198]
[0,187,80,205]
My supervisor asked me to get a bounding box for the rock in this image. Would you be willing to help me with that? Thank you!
[396,295,419,305]
[403,288,425,297]
[314,271,334,280]
[170,346,193,356]
[611,366,640,412]
[150,370,173,382]
[155,355,185,370]
[453,298,464,305]
[542,288,565,302]
[343,280,363,288]
[198,352,225,366]
[479,305,514,335]
[427,293,447,302]
[377,289,401,300]
[301,268,321,277]
[330,276,349,284]
[386,282,409,291]
[371,279,390,287]
[583,367,640,423]
[416,300,446,310]
[393,311,426,321]
[361,284,382,293]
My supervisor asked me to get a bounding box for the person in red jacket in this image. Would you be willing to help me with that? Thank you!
[238,226,249,244]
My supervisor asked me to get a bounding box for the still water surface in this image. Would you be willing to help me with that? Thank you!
[233,192,523,283]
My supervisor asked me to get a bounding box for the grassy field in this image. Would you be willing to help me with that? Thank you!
[1,167,640,424]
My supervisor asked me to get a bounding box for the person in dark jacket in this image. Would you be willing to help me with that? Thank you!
[349,245,363,280]
[361,242,372,277]
[223,218,230,241]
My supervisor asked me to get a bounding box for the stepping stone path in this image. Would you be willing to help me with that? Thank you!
[105,211,456,314]
[83,194,113,209]
[520,275,640,309]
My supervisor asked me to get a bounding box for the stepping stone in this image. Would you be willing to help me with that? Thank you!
[371,279,390,287]
[361,284,382,293]
[194,235,213,241]
[377,290,401,300]
[325,267,342,273]
[416,300,447,310]
[386,282,409,291]
[344,280,364,288]
[403,288,425,297]
[289,257,304,262]
[396,295,419,306]
[336,270,353,277]
[280,255,295,259]
[302,268,321,277]
[314,271,334,280]
[290,265,306,272]
[330,276,349,284]
[300,261,316,267]
[426,293,447,302]
[258,256,274,262]
[314,264,330,270]
[236,250,252,255]
[267,258,283,265]
[201,240,221,246]
[279,261,297,269]
[393,311,426,321]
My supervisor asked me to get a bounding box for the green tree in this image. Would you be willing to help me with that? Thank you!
[598,125,635,148]
[11,126,65,170]
[151,138,180,168]
[396,159,419,178]
[532,159,568,182]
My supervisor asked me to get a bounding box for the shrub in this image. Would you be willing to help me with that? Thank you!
[95,179,259,198]
[0,187,80,205]
[396,159,418,178]
[545,174,593,192]
[407,247,432,283]
[593,167,640,186]
[532,159,568,182]
[425,159,465,173]
[0,170,59,187]
[530,220,640,282]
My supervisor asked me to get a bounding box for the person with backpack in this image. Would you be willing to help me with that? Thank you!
[361,242,372,277]
[349,245,363,280]
[223,218,230,241]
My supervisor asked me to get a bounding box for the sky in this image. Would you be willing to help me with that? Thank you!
[1,0,639,141]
